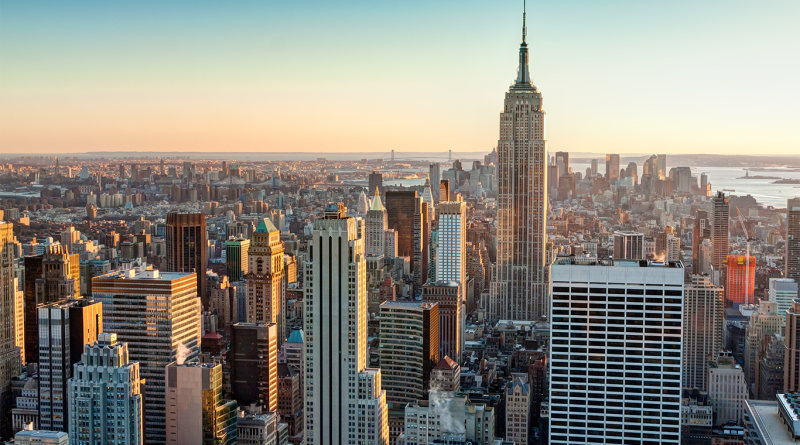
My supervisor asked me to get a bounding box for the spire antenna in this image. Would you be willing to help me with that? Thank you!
[522,0,527,43]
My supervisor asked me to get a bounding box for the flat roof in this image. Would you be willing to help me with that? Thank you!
[748,400,797,444]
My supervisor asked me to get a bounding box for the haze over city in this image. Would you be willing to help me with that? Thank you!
[2,0,798,155]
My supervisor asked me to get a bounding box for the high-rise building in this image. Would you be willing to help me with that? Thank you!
[37,299,102,433]
[590,159,598,177]
[165,212,208,309]
[92,269,201,445]
[656,154,667,180]
[244,219,285,342]
[229,322,278,412]
[605,154,620,183]
[369,171,383,197]
[277,363,303,438]
[366,189,388,258]
[744,301,783,391]
[412,198,431,294]
[683,274,724,391]
[436,199,466,301]
[303,203,388,445]
[385,191,417,268]
[79,259,110,297]
[379,301,439,442]
[549,257,684,445]
[708,352,748,425]
[67,333,143,445]
[430,356,460,393]
[769,278,798,315]
[428,163,441,201]
[784,298,800,393]
[692,210,711,274]
[165,362,237,445]
[0,221,23,438]
[489,8,548,322]
[554,151,569,174]
[787,198,800,283]
[356,369,389,445]
[421,282,463,363]
[24,245,80,365]
[726,255,756,305]
[225,236,250,283]
[612,231,644,260]
[711,192,730,277]
[506,377,531,444]
[758,333,785,400]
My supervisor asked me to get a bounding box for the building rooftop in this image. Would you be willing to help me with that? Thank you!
[553,256,683,268]
[748,399,798,444]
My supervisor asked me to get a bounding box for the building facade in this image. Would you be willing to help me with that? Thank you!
[683,274,724,391]
[165,212,208,309]
[549,257,684,445]
[245,219,285,343]
[229,322,278,412]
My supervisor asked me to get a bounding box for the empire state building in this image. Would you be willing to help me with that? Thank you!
[489,5,548,322]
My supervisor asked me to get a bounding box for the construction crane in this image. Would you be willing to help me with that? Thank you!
[734,205,753,305]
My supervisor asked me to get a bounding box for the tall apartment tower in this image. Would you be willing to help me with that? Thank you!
[489,8,548,322]
[379,301,439,442]
[244,219,285,343]
[224,236,249,283]
[605,154,620,183]
[165,212,208,309]
[612,231,644,260]
[785,298,800,392]
[787,198,800,283]
[366,189,388,258]
[165,362,238,445]
[549,257,684,445]
[683,274,724,391]
[92,269,201,445]
[744,301,783,391]
[67,333,143,445]
[0,221,23,438]
[229,322,278,412]
[37,299,102,433]
[436,199,467,302]
[711,192,730,276]
[304,203,388,445]
[25,245,80,364]
[692,210,711,274]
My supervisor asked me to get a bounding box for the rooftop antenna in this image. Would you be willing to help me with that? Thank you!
[523,0,527,43]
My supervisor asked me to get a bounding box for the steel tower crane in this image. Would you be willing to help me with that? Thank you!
[734,205,753,305]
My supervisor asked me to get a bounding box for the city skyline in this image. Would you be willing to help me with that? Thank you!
[2,0,798,155]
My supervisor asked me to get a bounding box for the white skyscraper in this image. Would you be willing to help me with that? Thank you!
[304,203,388,445]
[366,189,387,258]
[549,257,684,445]
[67,333,143,445]
[489,5,548,322]
[436,199,466,291]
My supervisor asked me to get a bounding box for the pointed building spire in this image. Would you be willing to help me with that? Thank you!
[514,0,533,89]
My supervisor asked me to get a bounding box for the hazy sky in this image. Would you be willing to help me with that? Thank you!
[1,0,798,155]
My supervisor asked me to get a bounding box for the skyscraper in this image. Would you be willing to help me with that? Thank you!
[787,198,800,283]
[24,245,80,365]
[92,269,201,445]
[489,6,548,322]
[224,236,249,283]
[0,221,23,438]
[726,255,756,305]
[711,192,730,277]
[385,191,418,266]
[422,282,463,362]
[165,212,208,309]
[244,219,285,342]
[428,163,441,201]
[769,278,798,315]
[303,203,388,445]
[657,153,667,180]
[229,322,278,412]
[67,333,143,445]
[165,362,238,445]
[549,257,684,445]
[605,154,620,182]
[683,274,724,391]
[366,189,387,258]
[37,299,103,433]
[554,151,569,174]
[692,210,711,274]
[368,171,383,197]
[379,301,439,442]
[436,199,466,300]
[784,298,800,393]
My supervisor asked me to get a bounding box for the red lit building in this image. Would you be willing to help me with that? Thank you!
[726,255,756,304]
